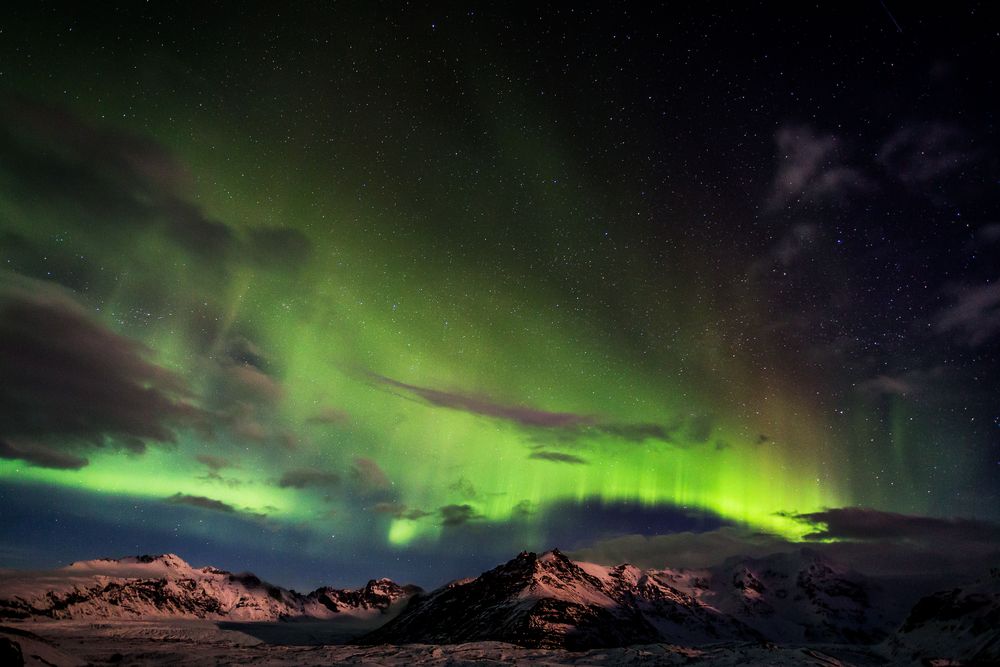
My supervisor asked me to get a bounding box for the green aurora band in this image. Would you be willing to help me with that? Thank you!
[2,18,945,558]
[0,95,844,546]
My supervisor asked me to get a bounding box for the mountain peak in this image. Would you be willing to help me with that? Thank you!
[506,548,573,569]
[134,553,190,567]
[65,553,194,571]
[538,548,569,562]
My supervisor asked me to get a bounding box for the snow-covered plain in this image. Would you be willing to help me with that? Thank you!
[0,621,888,666]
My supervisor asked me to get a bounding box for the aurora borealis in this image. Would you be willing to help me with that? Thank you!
[1,4,998,589]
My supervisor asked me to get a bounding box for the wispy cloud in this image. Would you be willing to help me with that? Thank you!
[196,454,236,472]
[351,457,391,493]
[368,372,591,429]
[367,371,716,447]
[529,451,588,465]
[934,282,1000,346]
[165,493,236,513]
[440,504,483,527]
[277,468,341,489]
[877,122,978,186]
[765,125,870,212]
[373,502,431,520]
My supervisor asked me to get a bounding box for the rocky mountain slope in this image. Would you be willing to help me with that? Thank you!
[363,548,907,649]
[685,549,905,644]
[0,553,418,621]
[885,573,1000,665]
[364,549,755,649]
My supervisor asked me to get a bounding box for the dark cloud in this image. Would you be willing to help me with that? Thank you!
[449,477,477,499]
[218,363,284,405]
[350,457,391,493]
[162,200,238,261]
[5,98,189,188]
[195,454,236,472]
[571,508,1000,578]
[373,502,403,515]
[684,414,715,444]
[165,493,236,513]
[0,275,203,469]
[593,422,675,443]
[569,526,791,570]
[305,406,351,426]
[196,471,244,488]
[248,227,313,267]
[592,414,716,446]
[979,223,1000,244]
[792,507,1000,543]
[513,499,537,518]
[277,431,301,450]
[0,230,105,297]
[200,336,297,448]
[440,504,483,527]
[228,411,269,442]
[373,502,431,520]
[0,99,312,274]
[224,336,270,372]
[529,451,588,465]
[277,468,341,489]
[0,99,183,199]
[0,99,237,260]
[0,438,88,470]
[934,282,1000,346]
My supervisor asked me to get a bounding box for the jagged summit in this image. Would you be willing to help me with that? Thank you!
[363,548,749,649]
[363,546,906,649]
[308,577,423,614]
[68,553,192,569]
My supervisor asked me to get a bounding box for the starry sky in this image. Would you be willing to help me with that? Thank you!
[1,4,998,591]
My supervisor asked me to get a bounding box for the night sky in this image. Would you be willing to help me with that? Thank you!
[1,4,998,591]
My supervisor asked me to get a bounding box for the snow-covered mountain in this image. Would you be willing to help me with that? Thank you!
[362,548,907,649]
[0,553,418,621]
[885,573,1000,665]
[363,549,762,649]
[687,549,905,644]
[2,548,993,665]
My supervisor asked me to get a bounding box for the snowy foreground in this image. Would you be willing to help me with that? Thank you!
[0,620,887,666]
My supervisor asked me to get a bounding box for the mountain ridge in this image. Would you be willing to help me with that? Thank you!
[2,548,997,665]
[362,547,888,648]
[0,553,419,622]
